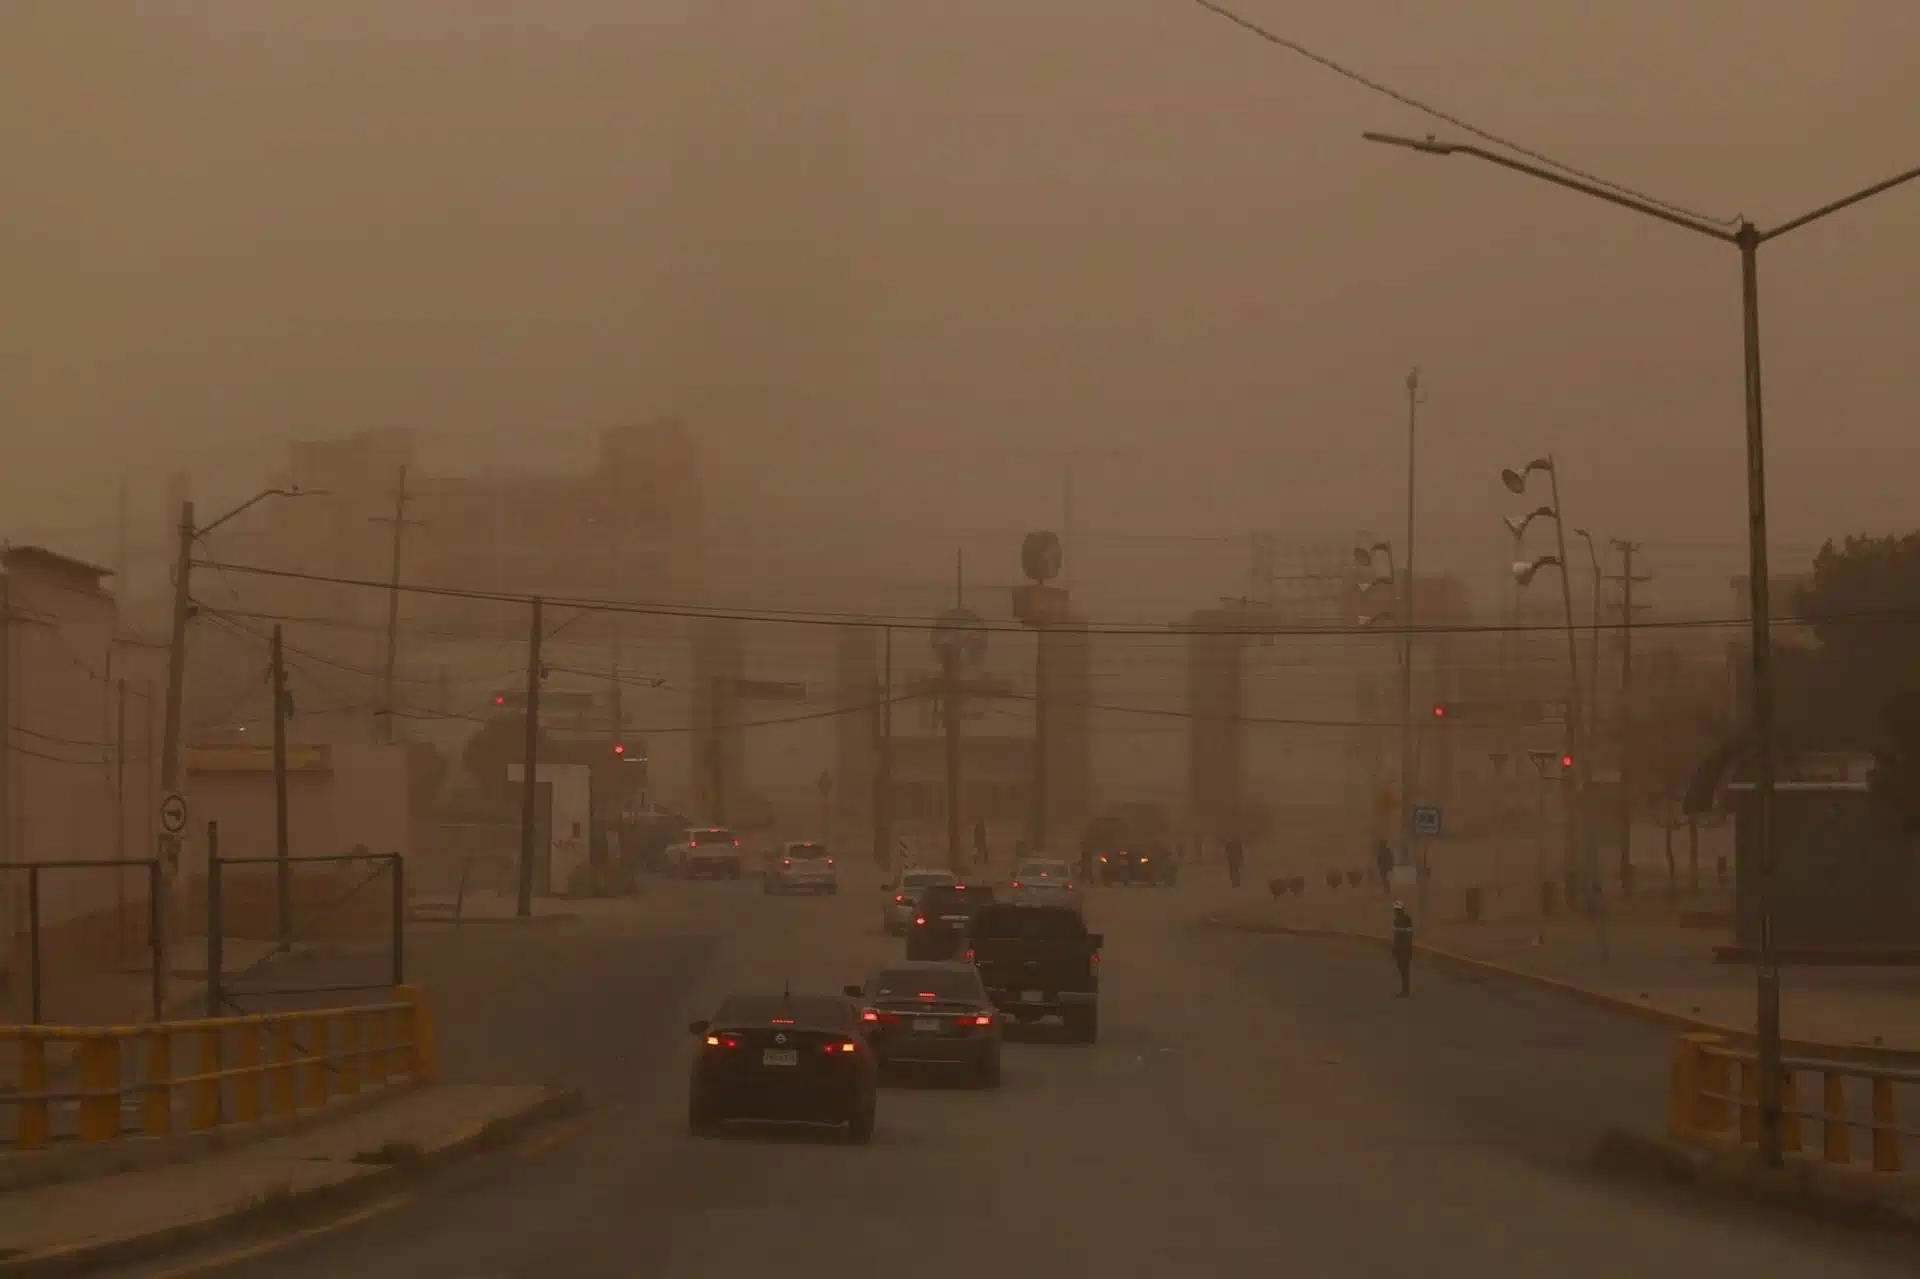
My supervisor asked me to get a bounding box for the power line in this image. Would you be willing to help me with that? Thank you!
[191,556,1901,640]
[1181,0,1739,229]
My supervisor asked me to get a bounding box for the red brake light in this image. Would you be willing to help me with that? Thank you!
[782,858,792,867]
[963,948,975,962]
[893,894,906,904]
[706,1033,740,1049]
[1091,952,1101,966]
[961,1013,993,1027]
[733,839,740,847]
[860,1007,879,1023]
[828,1039,857,1054]
[914,916,927,927]
[1011,881,1021,889]
[1099,855,1109,863]
[770,1018,795,1025]
[917,992,937,1000]
[1066,884,1075,891]
[826,857,834,867]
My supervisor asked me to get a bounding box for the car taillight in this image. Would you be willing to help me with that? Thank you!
[957,1013,993,1027]
[893,894,906,904]
[1066,884,1075,891]
[1139,855,1150,863]
[914,916,927,927]
[831,1040,858,1053]
[962,948,974,962]
[706,1033,740,1049]
[732,839,740,847]
[1099,855,1109,863]
[1010,881,1021,889]
[1091,952,1101,967]
[826,858,835,866]
[782,858,792,867]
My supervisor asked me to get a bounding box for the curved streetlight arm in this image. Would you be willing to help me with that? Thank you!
[198,487,315,539]
[1762,162,1920,243]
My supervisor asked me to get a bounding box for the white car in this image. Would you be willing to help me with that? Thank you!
[671,827,743,880]
[1009,858,1083,910]
[765,841,838,895]
[882,866,957,935]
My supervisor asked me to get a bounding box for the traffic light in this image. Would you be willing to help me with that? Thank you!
[612,743,626,756]
[1432,704,1446,719]
[1561,754,1574,770]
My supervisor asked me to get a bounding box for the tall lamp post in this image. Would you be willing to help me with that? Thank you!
[1362,128,1920,1170]
[1572,528,1606,859]
[1353,541,1410,887]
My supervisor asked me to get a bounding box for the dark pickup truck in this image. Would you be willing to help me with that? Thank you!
[966,903,1102,1042]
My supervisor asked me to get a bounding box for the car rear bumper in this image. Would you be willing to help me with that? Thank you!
[774,875,837,891]
[984,987,1096,1012]
[685,856,741,878]
[694,1082,864,1123]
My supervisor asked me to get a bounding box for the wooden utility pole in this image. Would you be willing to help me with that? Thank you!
[873,627,893,869]
[516,599,544,918]
[1610,541,1652,892]
[371,467,424,743]
[271,625,292,951]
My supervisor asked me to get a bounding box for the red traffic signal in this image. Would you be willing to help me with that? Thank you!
[494,695,506,706]
[1561,754,1574,769]
[1432,705,1446,718]
[612,743,626,756]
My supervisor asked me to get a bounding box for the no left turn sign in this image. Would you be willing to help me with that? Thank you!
[159,792,189,835]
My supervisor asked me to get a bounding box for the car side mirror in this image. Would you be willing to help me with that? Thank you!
[688,1019,710,1036]
[842,984,863,998]
[1087,934,1105,949]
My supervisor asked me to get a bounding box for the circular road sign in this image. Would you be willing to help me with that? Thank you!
[1021,531,1063,584]
[159,792,189,835]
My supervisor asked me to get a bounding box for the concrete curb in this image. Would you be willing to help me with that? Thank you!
[1201,914,1920,1068]
[0,1086,587,1277]
[1588,1127,1920,1239]
[407,911,580,929]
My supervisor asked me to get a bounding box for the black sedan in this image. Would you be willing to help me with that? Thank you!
[844,961,1002,1087]
[905,883,997,960]
[1097,845,1177,887]
[687,993,878,1143]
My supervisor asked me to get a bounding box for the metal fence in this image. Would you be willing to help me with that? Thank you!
[1,859,164,1025]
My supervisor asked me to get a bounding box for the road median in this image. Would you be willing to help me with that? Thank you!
[0,1083,585,1276]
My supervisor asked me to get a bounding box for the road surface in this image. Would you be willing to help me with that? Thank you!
[112,879,1920,1277]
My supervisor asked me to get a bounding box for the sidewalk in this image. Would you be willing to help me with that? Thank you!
[0,1083,578,1272]
[1210,888,1920,1055]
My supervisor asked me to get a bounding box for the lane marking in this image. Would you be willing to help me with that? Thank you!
[147,1193,414,1279]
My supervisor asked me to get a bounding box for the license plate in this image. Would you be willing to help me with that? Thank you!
[912,1018,941,1034]
[762,1049,797,1067]
[1021,989,1045,1003]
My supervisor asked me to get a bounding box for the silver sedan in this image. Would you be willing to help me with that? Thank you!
[1008,859,1084,910]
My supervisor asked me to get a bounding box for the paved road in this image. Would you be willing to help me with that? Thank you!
[115,881,1920,1278]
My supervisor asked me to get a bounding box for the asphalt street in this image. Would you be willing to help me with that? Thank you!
[109,878,1920,1278]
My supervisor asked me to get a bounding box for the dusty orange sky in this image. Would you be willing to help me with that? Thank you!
[1,1,1914,615]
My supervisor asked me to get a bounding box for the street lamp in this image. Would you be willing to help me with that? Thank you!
[1504,456,1602,953]
[1572,528,1606,807]
[1363,128,1920,1169]
[1355,539,1415,887]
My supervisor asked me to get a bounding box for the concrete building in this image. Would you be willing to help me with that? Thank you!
[0,546,167,1021]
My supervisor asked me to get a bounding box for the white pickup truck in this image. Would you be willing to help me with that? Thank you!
[670,826,744,880]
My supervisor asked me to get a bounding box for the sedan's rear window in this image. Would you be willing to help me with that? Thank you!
[921,885,995,912]
[691,829,737,846]
[903,871,954,890]
[786,843,829,860]
[870,968,984,1001]
[713,995,854,1029]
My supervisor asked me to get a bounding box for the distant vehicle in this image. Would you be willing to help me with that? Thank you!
[905,883,996,961]
[1096,845,1177,887]
[765,841,838,895]
[966,902,1102,1041]
[881,866,958,935]
[844,961,1001,1087]
[670,827,743,880]
[687,993,877,1143]
[1009,858,1082,909]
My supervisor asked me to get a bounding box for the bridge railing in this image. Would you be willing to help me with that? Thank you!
[2,986,438,1150]
[1667,1031,1918,1173]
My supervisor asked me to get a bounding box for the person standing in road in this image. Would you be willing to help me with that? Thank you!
[1391,901,1415,997]
[973,819,989,866]
[1375,838,1394,893]
[1224,836,1245,889]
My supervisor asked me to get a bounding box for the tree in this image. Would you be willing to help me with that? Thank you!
[1790,532,1920,739]
[460,712,554,793]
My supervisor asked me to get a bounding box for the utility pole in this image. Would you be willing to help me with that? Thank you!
[1031,623,1047,853]
[516,599,544,918]
[1542,460,1602,955]
[114,677,128,959]
[371,467,423,744]
[1398,368,1423,896]
[873,627,893,870]
[1611,541,1652,894]
[158,498,195,989]
[942,645,964,874]
[270,625,292,952]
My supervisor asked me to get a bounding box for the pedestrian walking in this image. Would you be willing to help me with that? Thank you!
[1225,836,1245,889]
[1375,838,1394,893]
[1391,901,1415,997]
[973,819,989,866]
